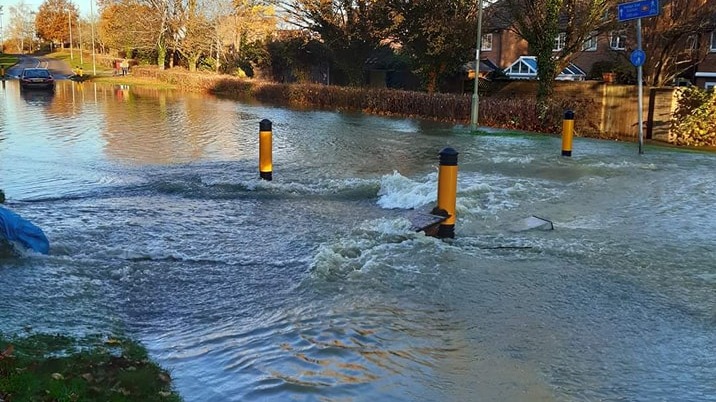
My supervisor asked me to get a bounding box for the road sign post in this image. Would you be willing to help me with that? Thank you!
[618,0,659,155]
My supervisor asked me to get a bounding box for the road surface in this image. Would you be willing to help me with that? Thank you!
[4,54,74,79]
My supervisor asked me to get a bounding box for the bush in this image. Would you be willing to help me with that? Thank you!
[670,87,716,146]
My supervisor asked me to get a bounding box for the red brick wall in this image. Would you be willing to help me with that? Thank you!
[481,30,528,69]
[570,33,625,78]
[695,37,716,88]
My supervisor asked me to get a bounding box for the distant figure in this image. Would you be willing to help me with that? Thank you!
[120,59,129,76]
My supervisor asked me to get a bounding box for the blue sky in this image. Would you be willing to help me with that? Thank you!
[22,0,95,16]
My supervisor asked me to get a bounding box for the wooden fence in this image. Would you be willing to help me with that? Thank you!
[489,80,678,140]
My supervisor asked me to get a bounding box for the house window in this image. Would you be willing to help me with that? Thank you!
[582,33,598,51]
[510,62,530,75]
[711,31,716,52]
[481,33,493,51]
[610,30,626,50]
[706,82,716,91]
[553,32,566,51]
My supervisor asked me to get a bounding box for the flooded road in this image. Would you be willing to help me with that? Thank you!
[1,79,715,401]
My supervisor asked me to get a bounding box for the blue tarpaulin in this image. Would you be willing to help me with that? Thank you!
[0,207,50,254]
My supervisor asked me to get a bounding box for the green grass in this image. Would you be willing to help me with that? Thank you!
[0,54,19,71]
[47,50,114,76]
[0,332,183,402]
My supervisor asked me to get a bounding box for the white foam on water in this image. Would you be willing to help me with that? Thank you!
[201,175,378,197]
[310,217,446,280]
[490,155,536,164]
[377,171,437,209]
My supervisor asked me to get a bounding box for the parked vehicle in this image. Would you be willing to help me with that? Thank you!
[19,68,55,90]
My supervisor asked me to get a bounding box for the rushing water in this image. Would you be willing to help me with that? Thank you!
[1,79,715,401]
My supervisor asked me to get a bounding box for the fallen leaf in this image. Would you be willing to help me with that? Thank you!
[0,345,13,359]
[51,373,64,380]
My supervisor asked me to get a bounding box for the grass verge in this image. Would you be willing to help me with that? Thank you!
[0,55,19,70]
[0,332,182,402]
[92,75,179,90]
[46,50,114,77]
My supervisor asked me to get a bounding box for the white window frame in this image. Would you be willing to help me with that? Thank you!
[553,32,566,51]
[481,33,493,51]
[610,30,626,50]
[582,32,598,51]
[706,82,716,91]
[711,31,716,52]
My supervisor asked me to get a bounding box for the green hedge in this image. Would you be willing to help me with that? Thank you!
[133,66,596,136]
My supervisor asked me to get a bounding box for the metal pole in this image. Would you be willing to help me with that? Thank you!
[68,10,73,60]
[78,17,83,64]
[636,18,644,155]
[0,6,4,54]
[470,0,484,131]
[90,0,97,75]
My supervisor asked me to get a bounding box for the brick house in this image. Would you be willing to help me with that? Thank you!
[694,31,716,89]
[477,23,631,80]
[475,5,715,89]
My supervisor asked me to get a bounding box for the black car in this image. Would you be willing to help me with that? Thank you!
[19,68,55,90]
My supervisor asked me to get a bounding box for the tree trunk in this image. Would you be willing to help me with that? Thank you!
[426,69,438,93]
[157,43,167,70]
[188,55,199,72]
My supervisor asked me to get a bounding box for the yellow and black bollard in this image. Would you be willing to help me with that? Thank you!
[435,147,459,239]
[561,110,574,157]
[259,119,273,181]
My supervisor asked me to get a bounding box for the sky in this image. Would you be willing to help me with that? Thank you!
[15,0,95,16]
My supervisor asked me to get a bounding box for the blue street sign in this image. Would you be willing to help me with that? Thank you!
[618,0,659,22]
[630,49,646,67]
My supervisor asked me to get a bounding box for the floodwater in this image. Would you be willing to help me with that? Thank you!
[1,79,715,401]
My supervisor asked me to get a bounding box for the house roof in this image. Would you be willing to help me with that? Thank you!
[465,58,500,73]
[504,56,586,80]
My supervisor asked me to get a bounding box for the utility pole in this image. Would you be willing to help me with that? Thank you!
[470,0,484,131]
[68,9,73,60]
[90,0,96,75]
[0,6,4,54]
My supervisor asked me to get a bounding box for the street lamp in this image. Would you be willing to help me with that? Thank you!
[470,0,484,131]
[90,0,96,75]
[68,9,74,60]
[0,6,5,54]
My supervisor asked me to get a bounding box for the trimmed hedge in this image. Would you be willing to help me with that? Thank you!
[132,66,597,136]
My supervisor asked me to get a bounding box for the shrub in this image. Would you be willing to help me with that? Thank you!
[670,87,716,146]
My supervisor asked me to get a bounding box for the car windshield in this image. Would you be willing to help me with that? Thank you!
[23,70,51,78]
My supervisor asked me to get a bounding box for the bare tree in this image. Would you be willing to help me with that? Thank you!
[633,0,716,86]
[6,1,35,53]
